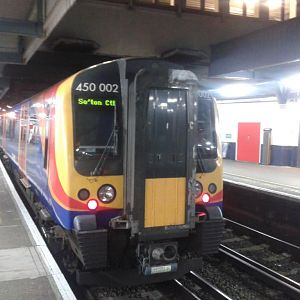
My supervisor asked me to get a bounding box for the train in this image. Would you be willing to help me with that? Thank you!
[0,58,224,286]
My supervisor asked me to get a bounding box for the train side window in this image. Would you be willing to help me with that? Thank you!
[20,106,29,142]
[197,98,217,159]
[5,119,9,138]
[44,109,49,169]
[6,119,15,139]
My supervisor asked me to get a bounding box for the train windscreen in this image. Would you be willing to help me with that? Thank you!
[196,97,218,172]
[73,98,122,176]
[146,88,187,178]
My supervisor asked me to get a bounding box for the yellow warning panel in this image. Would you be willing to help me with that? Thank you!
[144,177,186,228]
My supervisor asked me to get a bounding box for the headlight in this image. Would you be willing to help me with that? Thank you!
[194,181,203,197]
[97,184,116,203]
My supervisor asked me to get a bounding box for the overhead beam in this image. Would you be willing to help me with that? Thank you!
[209,18,300,76]
[0,52,23,64]
[23,0,77,63]
[0,17,43,37]
[0,0,44,37]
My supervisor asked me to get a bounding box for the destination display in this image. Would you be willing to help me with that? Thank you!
[77,98,116,107]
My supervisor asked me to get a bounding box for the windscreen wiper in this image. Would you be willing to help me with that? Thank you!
[91,105,118,176]
[90,129,114,176]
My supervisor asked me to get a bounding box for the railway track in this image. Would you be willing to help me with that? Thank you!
[180,272,232,300]
[176,218,300,300]
[86,279,202,300]
[224,218,300,259]
[223,218,300,294]
[218,218,300,299]
[219,244,300,299]
[58,217,300,300]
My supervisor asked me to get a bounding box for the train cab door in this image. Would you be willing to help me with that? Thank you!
[126,66,195,236]
[143,89,187,227]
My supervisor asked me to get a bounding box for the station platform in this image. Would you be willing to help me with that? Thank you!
[0,161,76,300]
[223,159,300,200]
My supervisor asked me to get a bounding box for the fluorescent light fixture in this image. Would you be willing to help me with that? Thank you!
[167,98,177,103]
[7,112,16,119]
[280,74,300,91]
[244,0,258,5]
[159,103,168,108]
[216,96,277,104]
[216,83,255,98]
[267,0,281,9]
[6,105,12,108]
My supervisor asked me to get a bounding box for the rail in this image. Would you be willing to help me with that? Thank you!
[171,279,203,299]
[219,245,300,299]
[221,218,300,299]
[188,271,233,300]
[224,217,300,256]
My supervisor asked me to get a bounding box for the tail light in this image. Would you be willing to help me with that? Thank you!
[202,193,210,203]
[87,199,98,210]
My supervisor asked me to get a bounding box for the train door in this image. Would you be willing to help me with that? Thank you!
[126,66,195,235]
[18,103,29,173]
[143,89,187,227]
[237,122,260,163]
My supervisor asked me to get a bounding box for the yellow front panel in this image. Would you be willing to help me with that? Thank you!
[54,74,123,210]
[144,177,186,228]
[196,157,223,193]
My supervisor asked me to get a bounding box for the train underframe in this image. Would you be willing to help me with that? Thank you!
[70,206,224,286]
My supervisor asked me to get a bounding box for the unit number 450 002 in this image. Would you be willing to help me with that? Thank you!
[75,82,119,93]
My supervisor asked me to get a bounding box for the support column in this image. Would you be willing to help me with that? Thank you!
[259,0,269,20]
[219,0,230,14]
[297,0,300,17]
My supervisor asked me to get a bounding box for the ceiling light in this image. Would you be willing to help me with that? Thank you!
[216,83,255,98]
[266,0,281,9]
[280,74,300,91]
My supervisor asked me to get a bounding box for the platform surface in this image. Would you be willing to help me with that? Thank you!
[223,159,300,199]
[0,162,76,300]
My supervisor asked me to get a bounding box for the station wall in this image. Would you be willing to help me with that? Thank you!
[217,100,300,167]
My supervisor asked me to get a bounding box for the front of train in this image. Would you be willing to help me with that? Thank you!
[54,59,224,286]
[194,94,224,233]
